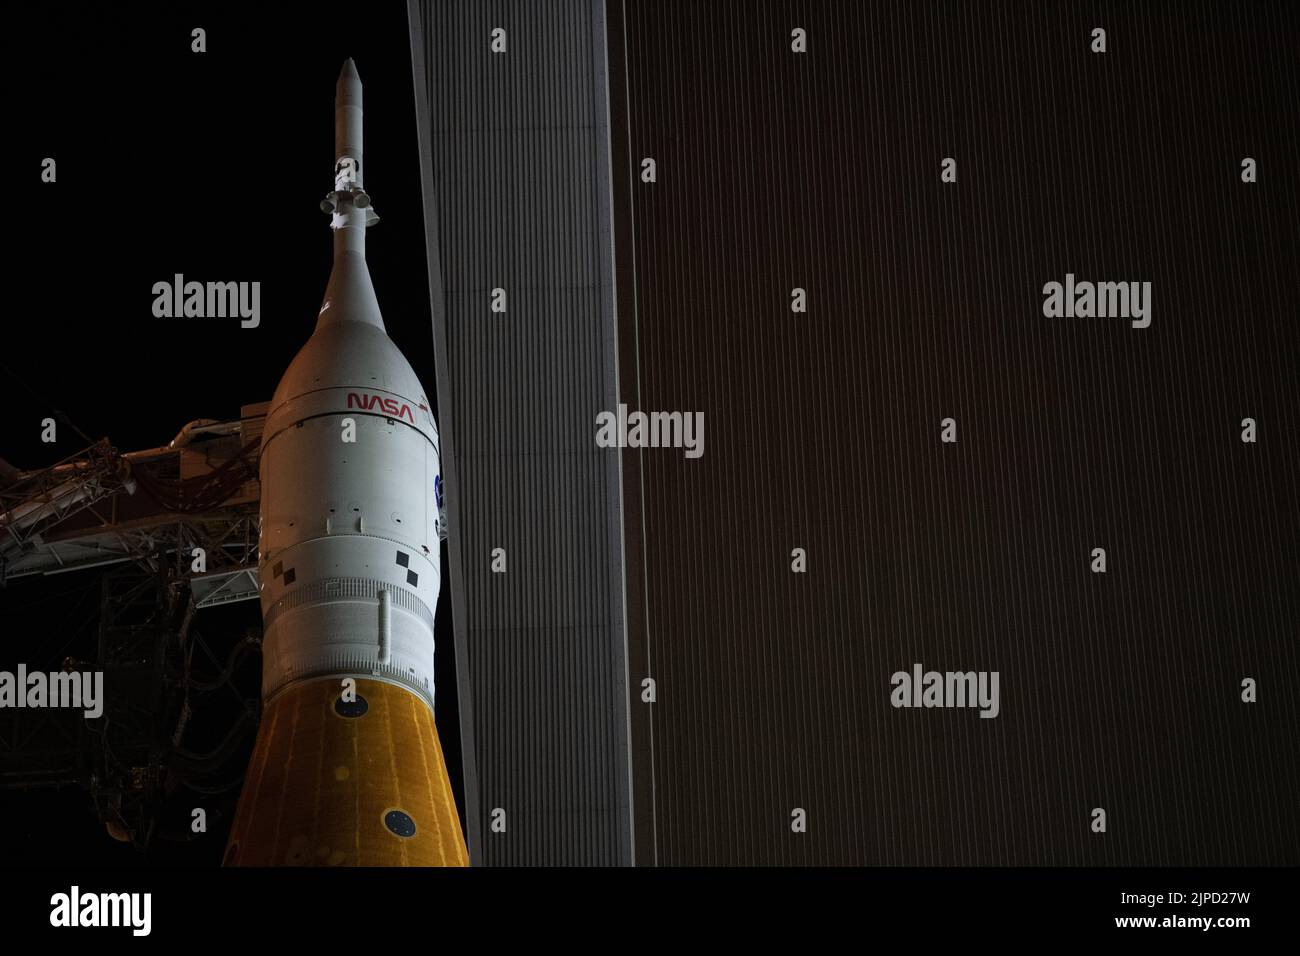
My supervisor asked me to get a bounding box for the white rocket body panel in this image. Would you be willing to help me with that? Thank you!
[258,377,441,708]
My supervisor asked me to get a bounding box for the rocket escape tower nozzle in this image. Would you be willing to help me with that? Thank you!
[320,58,377,220]
[318,58,383,332]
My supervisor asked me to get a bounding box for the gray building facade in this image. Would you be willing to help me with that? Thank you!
[408,0,633,865]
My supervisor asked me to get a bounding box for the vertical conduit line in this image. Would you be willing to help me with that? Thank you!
[377,589,392,665]
[620,0,658,871]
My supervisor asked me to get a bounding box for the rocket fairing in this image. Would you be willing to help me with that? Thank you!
[224,60,467,866]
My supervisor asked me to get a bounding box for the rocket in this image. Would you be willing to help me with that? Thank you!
[224,60,468,866]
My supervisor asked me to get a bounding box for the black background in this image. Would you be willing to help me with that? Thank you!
[2,0,1297,879]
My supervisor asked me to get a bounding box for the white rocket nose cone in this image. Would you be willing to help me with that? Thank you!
[337,58,362,105]
[318,247,384,331]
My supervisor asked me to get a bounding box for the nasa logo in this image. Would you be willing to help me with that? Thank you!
[346,391,415,423]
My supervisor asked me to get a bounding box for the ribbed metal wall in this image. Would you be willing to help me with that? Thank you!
[609,0,1299,865]
[408,0,632,865]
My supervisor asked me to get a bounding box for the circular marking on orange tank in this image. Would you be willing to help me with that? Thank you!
[335,695,367,718]
[333,766,351,781]
[384,809,417,838]
[285,834,311,865]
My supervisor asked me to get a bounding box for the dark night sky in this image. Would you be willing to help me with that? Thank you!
[6,2,459,864]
